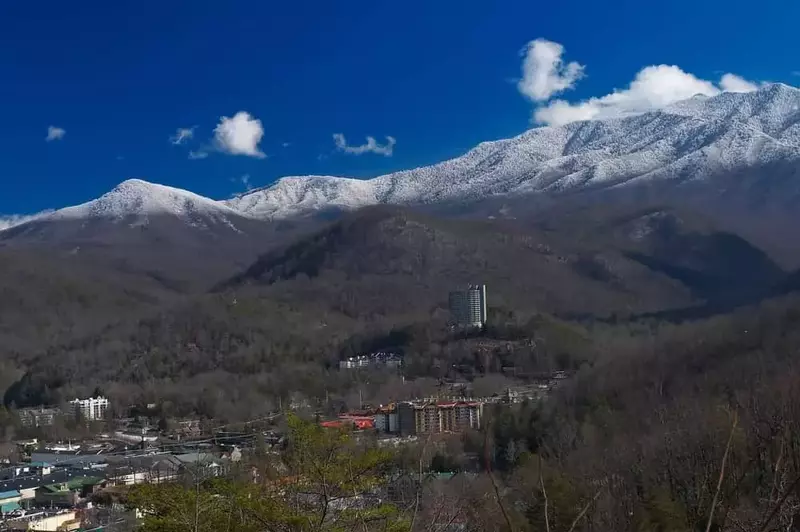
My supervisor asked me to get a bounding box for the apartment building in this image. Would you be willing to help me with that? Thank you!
[69,396,110,421]
[394,399,483,435]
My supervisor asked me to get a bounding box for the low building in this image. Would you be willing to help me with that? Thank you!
[371,352,404,369]
[322,415,375,431]
[1,462,53,482]
[106,465,177,486]
[170,418,202,439]
[0,468,73,502]
[339,352,404,370]
[0,489,22,516]
[31,449,110,467]
[34,476,105,508]
[339,356,371,370]
[105,454,182,486]
[339,416,375,430]
[17,407,61,428]
[6,510,80,531]
[173,452,229,479]
[112,429,160,444]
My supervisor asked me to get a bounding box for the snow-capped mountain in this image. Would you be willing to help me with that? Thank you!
[44,178,247,231]
[0,179,284,288]
[2,84,799,285]
[226,83,800,219]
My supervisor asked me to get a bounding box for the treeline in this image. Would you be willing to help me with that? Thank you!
[474,293,800,530]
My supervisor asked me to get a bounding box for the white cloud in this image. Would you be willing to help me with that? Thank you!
[45,126,66,142]
[719,73,759,93]
[519,38,766,127]
[213,111,266,158]
[533,100,599,126]
[0,211,52,231]
[170,127,196,145]
[534,65,722,125]
[282,142,291,148]
[188,150,209,160]
[333,134,396,156]
[517,39,584,102]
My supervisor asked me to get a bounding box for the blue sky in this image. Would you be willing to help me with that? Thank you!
[1,0,798,215]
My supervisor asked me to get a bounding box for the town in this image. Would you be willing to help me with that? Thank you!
[0,389,563,530]
[0,285,573,530]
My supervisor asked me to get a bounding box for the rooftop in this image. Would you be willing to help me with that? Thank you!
[0,501,21,513]
[0,469,75,493]
[40,475,105,493]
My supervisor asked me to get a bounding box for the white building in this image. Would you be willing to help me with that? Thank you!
[339,352,404,370]
[448,284,488,328]
[339,356,371,370]
[70,396,109,421]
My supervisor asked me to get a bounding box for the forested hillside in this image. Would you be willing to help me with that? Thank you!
[0,204,795,422]
[481,294,800,530]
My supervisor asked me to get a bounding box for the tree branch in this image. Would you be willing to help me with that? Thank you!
[757,473,800,532]
[705,412,738,532]
[566,485,604,532]
[539,455,550,532]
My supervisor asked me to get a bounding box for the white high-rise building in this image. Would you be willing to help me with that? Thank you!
[70,396,110,421]
[448,284,487,328]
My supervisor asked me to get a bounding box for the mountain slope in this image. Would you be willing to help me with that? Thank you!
[14,178,249,230]
[226,84,800,220]
[0,180,300,290]
[558,207,784,306]
[0,247,167,358]
[223,206,703,318]
[225,205,787,318]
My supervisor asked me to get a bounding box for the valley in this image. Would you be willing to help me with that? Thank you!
[0,83,799,532]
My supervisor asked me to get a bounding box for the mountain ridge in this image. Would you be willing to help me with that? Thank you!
[2,84,799,231]
[225,83,800,219]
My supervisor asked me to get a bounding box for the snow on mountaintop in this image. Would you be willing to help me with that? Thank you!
[48,178,246,229]
[4,84,799,231]
[227,83,800,219]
